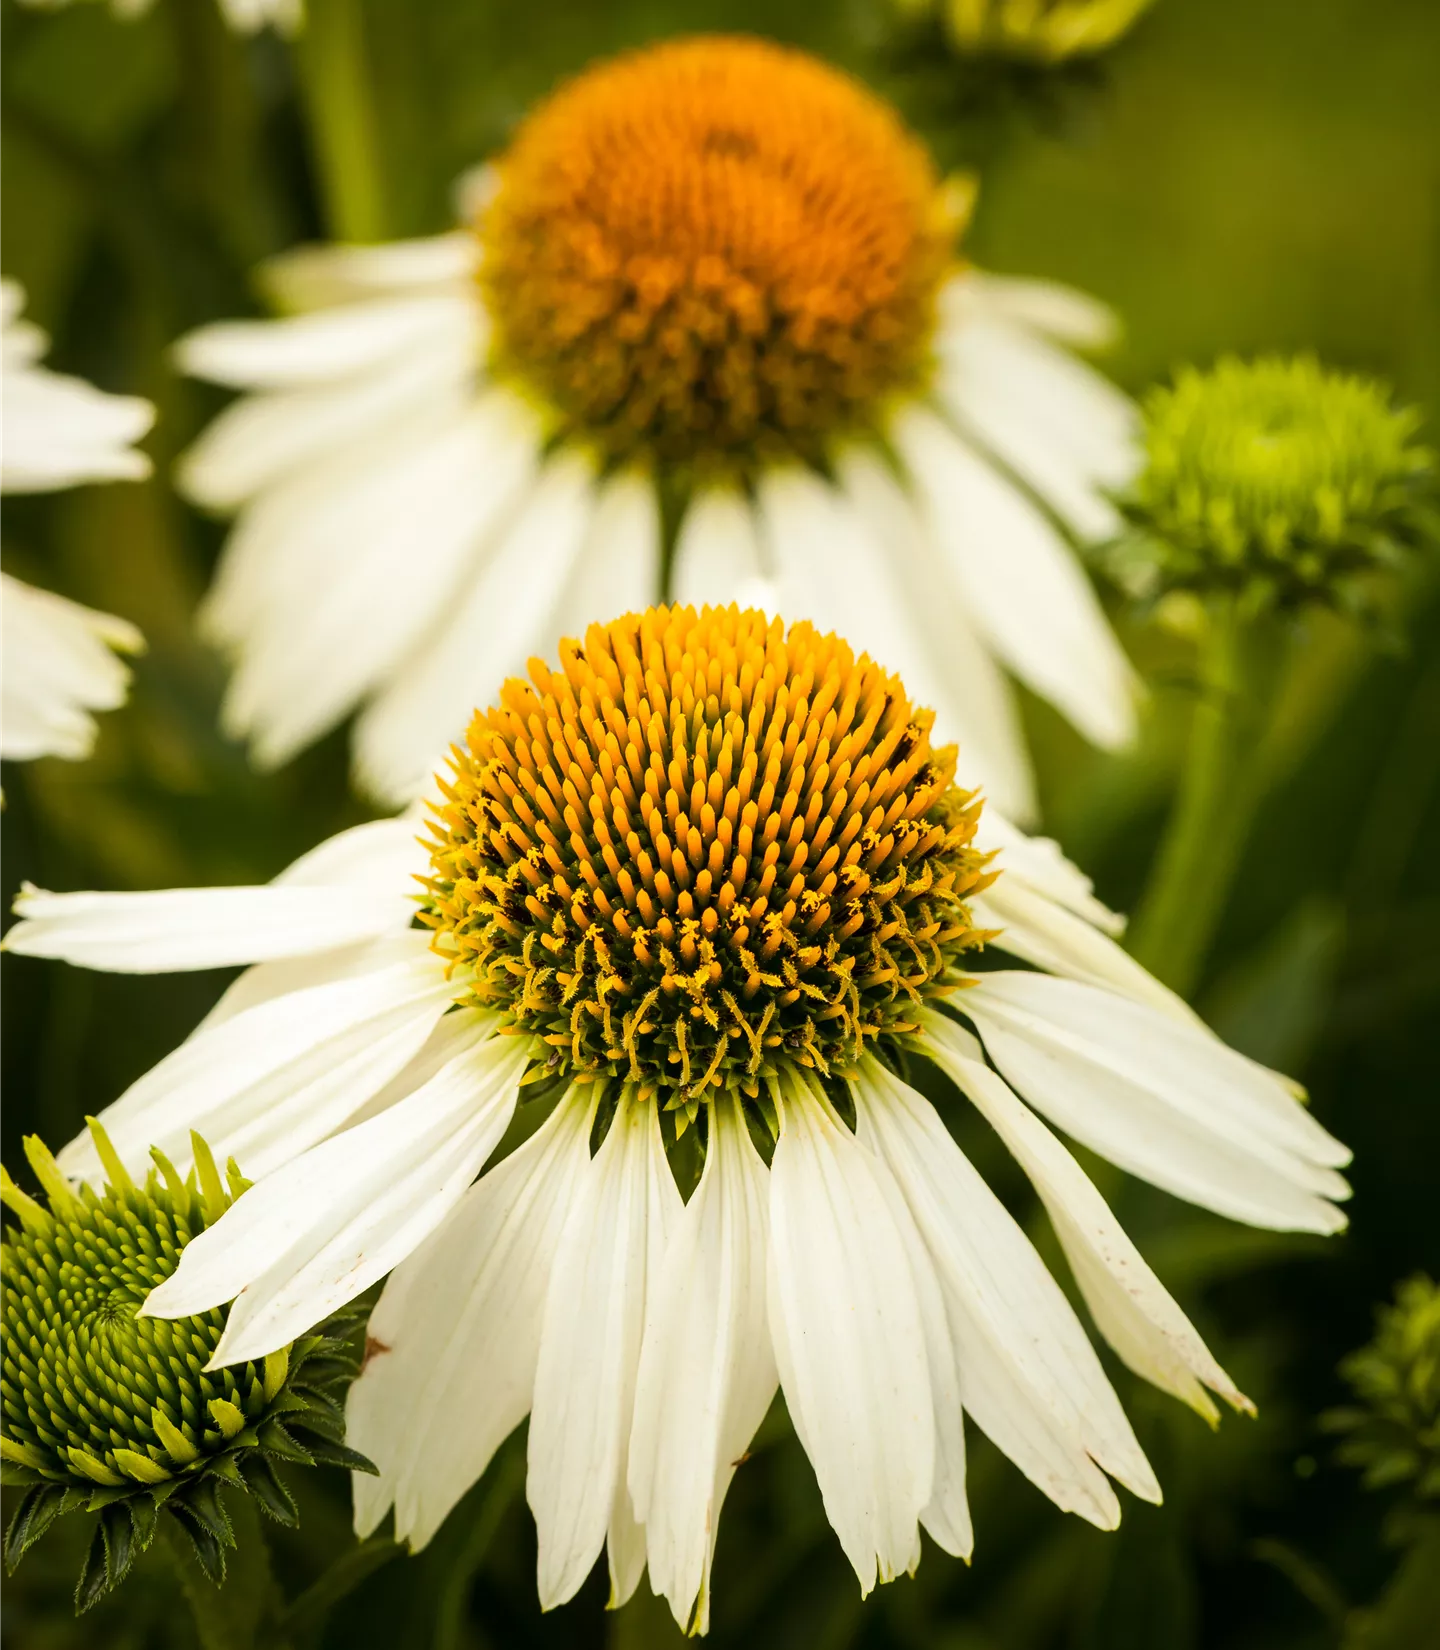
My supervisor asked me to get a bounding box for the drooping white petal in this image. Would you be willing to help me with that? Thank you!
[766,1075,934,1595]
[935,306,1140,541]
[348,1088,597,1546]
[546,471,662,642]
[757,466,1009,819]
[671,488,767,606]
[528,1090,682,1610]
[1,364,153,492]
[895,405,1137,752]
[926,1027,1250,1422]
[938,283,1137,484]
[142,1012,529,1365]
[956,976,1351,1231]
[836,449,1036,823]
[975,875,1198,1025]
[0,575,143,761]
[942,272,1122,351]
[175,294,479,391]
[355,450,597,805]
[178,341,476,511]
[56,934,454,1183]
[215,393,542,769]
[972,810,1123,934]
[628,1095,777,1633]
[260,234,479,312]
[853,1056,1159,1524]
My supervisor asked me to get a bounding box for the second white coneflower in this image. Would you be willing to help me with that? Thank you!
[176,35,1139,820]
[4,606,1348,1632]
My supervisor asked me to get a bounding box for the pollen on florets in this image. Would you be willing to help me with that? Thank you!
[478,36,957,477]
[422,606,993,1111]
[1113,356,1436,611]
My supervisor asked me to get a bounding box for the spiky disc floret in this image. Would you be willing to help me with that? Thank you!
[424,606,992,1115]
[1113,356,1437,611]
[1,1127,372,1614]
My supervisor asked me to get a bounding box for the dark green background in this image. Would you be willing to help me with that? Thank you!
[3,0,1438,1645]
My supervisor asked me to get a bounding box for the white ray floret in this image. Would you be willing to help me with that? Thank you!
[1,282,153,765]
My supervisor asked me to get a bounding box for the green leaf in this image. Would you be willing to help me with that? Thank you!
[241,1455,298,1527]
[74,1521,111,1615]
[99,1502,137,1592]
[167,1504,227,1587]
[4,1482,70,1571]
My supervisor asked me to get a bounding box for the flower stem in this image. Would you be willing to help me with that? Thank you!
[294,0,388,242]
[159,1498,278,1650]
[1128,599,1279,997]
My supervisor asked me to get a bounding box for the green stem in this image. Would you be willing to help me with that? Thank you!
[294,0,388,242]
[278,1534,401,1644]
[159,1498,281,1650]
[1128,600,1277,997]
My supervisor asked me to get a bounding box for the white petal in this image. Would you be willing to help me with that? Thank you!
[143,1013,529,1363]
[942,272,1122,350]
[935,305,1140,539]
[852,1057,1156,1523]
[178,338,476,511]
[271,811,427,894]
[756,466,1002,804]
[930,1034,1249,1422]
[1,363,153,493]
[957,976,1352,1231]
[975,876,1198,1025]
[347,1089,596,1545]
[4,882,405,972]
[766,1075,934,1595]
[354,450,596,805]
[835,450,1037,823]
[973,810,1123,934]
[895,405,1138,752]
[56,935,453,1183]
[215,393,542,769]
[528,1091,682,1609]
[175,294,480,390]
[260,234,478,312]
[1,575,142,761]
[671,488,766,606]
[546,471,661,642]
[628,1094,777,1632]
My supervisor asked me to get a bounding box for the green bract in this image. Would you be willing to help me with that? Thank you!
[1,1124,373,1614]
[1324,1275,1440,1521]
[1113,356,1436,611]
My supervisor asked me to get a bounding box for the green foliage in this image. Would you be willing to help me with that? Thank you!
[1324,1276,1440,1521]
[1,1125,373,1614]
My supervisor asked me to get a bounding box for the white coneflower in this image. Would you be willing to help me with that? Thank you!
[1,280,152,765]
[3,607,1347,1632]
[175,36,1140,821]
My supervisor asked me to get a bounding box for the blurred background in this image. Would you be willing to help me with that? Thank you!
[2,0,1438,1645]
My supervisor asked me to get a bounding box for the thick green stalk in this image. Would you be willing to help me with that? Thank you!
[1129,601,1278,997]
[159,1497,280,1650]
[294,0,388,243]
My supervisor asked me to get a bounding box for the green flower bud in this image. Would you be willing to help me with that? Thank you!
[1113,356,1437,613]
[1,1123,373,1615]
[895,0,1157,64]
[1323,1275,1440,1531]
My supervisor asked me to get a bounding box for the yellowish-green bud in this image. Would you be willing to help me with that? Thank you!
[1113,356,1436,613]
[1,1124,373,1614]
